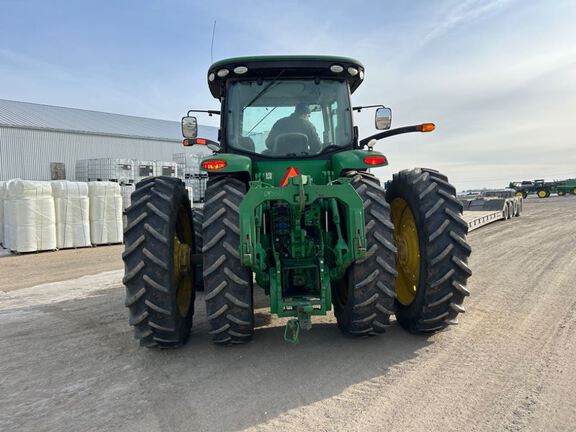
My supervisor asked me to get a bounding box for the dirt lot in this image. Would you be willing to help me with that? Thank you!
[1,196,575,432]
[0,245,124,292]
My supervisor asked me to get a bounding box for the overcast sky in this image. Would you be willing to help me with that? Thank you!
[1,0,575,190]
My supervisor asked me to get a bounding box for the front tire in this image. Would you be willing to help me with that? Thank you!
[332,172,397,336]
[386,168,472,333]
[122,177,196,348]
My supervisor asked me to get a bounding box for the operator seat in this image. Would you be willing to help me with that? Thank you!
[273,133,309,155]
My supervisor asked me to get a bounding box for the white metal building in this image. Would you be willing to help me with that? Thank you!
[0,99,216,181]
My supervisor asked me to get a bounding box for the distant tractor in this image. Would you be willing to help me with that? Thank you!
[509,178,576,198]
[122,56,472,347]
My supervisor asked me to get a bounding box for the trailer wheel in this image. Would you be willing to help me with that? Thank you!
[203,176,254,345]
[386,168,472,333]
[333,172,397,336]
[123,177,196,348]
[511,201,518,217]
[503,203,510,220]
[537,190,547,199]
[558,190,566,197]
[192,208,204,291]
[571,188,576,195]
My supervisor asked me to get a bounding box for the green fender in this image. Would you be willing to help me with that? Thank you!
[331,150,388,177]
[200,154,252,179]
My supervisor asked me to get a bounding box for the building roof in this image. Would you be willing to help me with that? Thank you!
[0,99,217,142]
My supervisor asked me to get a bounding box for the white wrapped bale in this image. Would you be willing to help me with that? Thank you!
[0,181,6,245]
[4,179,57,253]
[51,181,91,249]
[88,182,123,245]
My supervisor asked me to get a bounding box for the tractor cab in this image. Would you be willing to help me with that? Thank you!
[182,56,391,159]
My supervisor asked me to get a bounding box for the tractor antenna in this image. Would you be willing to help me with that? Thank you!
[210,20,217,64]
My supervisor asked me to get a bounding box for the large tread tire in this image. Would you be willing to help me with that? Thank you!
[386,168,472,333]
[192,208,204,291]
[203,176,254,345]
[122,176,196,348]
[332,172,397,336]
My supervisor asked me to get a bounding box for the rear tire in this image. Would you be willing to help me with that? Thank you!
[192,208,204,291]
[537,190,547,199]
[332,172,397,336]
[203,177,254,345]
[386,168,472,333]
[122,177,196,348]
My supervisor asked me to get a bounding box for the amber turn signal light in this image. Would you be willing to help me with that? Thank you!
[420,123,435,132]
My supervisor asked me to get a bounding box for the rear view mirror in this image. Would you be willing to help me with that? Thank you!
[375,107,392,130]
[182,116,198,138]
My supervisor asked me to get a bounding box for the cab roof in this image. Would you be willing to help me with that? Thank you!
[207,55,365,98]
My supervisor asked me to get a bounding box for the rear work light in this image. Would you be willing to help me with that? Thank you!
[201,159,227,171]
[363,155,387,165]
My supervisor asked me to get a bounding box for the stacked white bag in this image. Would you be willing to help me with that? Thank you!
[51,181,91,249]
[4,179,57,252]
[88,182,123,245]
[0,181,6,245]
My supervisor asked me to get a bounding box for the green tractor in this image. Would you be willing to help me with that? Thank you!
[122,56,472,347]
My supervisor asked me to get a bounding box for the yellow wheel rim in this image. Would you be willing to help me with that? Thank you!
[515,191,523,197]
[537,190,547,198]
[173,206,193,317]
[391,198,421,306]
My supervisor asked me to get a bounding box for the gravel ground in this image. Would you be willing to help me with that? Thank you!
[0,196,575,432]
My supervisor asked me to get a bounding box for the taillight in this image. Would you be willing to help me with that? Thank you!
[279,167,300,187]
[363,155,387,165]
[201,159,227,171]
